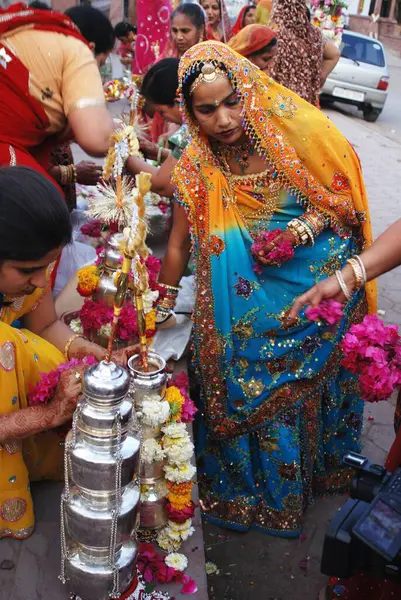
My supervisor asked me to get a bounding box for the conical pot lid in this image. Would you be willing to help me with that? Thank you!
[83,360,129,404]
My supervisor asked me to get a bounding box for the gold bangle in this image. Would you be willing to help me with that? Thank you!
[158,282,181,293]
[59,165,68,186]
[64,334,86,361]
[286,225,302,247]
[346,258,364,290]
[287,219,312,246]
[70,164,77,184]
[302,211,326,236]
[353,254,367,285]
[65,164,77,185]
[335,269,352,300]
[158,298,177,310]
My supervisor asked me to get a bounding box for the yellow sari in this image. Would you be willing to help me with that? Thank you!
[0,285,64,539]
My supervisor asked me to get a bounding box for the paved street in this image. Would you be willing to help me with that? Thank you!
[324,50,401,144]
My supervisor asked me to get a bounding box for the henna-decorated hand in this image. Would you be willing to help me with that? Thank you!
[252,230,298,267]
[50,366,86,426]
[68,337,106,362]
[111,345,140,367]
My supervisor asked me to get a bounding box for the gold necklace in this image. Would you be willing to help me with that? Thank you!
[215,140,255,174]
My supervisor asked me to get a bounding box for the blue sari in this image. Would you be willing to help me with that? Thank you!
[172,41,372,537]
[191,173,366,536]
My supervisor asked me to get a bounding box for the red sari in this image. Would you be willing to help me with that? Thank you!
[0,3,88,178]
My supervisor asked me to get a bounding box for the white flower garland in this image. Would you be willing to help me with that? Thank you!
[139,398,171,428]
[142,438,166,464]
[138,383,196,555]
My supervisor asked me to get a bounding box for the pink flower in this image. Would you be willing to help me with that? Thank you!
[145,255,162,288]
[305,300,344,326]
[117,303,138,340]
[95,247,105,267]
[181,396,198,423]
[170,372,189,392]
[251,229,294,267]
[80,219,103,238]
[28,356,96,406]
[79,299,113,332]
[364,346,388,365]
[159,201,169,214]
[341,315,401,403]
[266,240,294,264]
[180,575,198,595]
[137,543,162,583]
[252,263,263,275]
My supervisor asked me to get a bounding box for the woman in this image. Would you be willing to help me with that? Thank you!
[127,58,185,198]
[0,3,114,182]
[157,41,375,536]
[0,167,136,540]
[164,3,207,58]
[268,0,340,107]
[200,0,232,42]
[232,4,256,36]
[290,221,401,598]
[0,168,102,539]
[150,4,208,145]
[229,24,277,73]
[25,2,103,209]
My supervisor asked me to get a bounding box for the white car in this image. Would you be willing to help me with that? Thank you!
[321,31,389,122]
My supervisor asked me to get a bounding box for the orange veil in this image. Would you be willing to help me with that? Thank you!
[228,23,277,56]
[176,42,376,312]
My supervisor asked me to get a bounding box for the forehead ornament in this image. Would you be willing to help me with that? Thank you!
[189,62,225,95]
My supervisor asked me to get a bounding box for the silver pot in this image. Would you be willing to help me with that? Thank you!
[140,480,168,530]
[67,431,140,491]
[128,352,167,408]
[60,360,141,600]
[95,233,125,307]
[65,482,140,548]
[140,459,165,483]
[65,541,137,600]
[127,351,170,532]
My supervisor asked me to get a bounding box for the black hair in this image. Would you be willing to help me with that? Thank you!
[171,3,206,30]
[29,1,50,8]
[242,4,256,23]
[0,167,72,262]
[114,21,137,38]
[181,62,229,114]
[140,58,180,106]
[249,38,277,57]
[65,6,115,55]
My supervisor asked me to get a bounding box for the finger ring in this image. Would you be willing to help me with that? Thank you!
[75,372,81,381]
